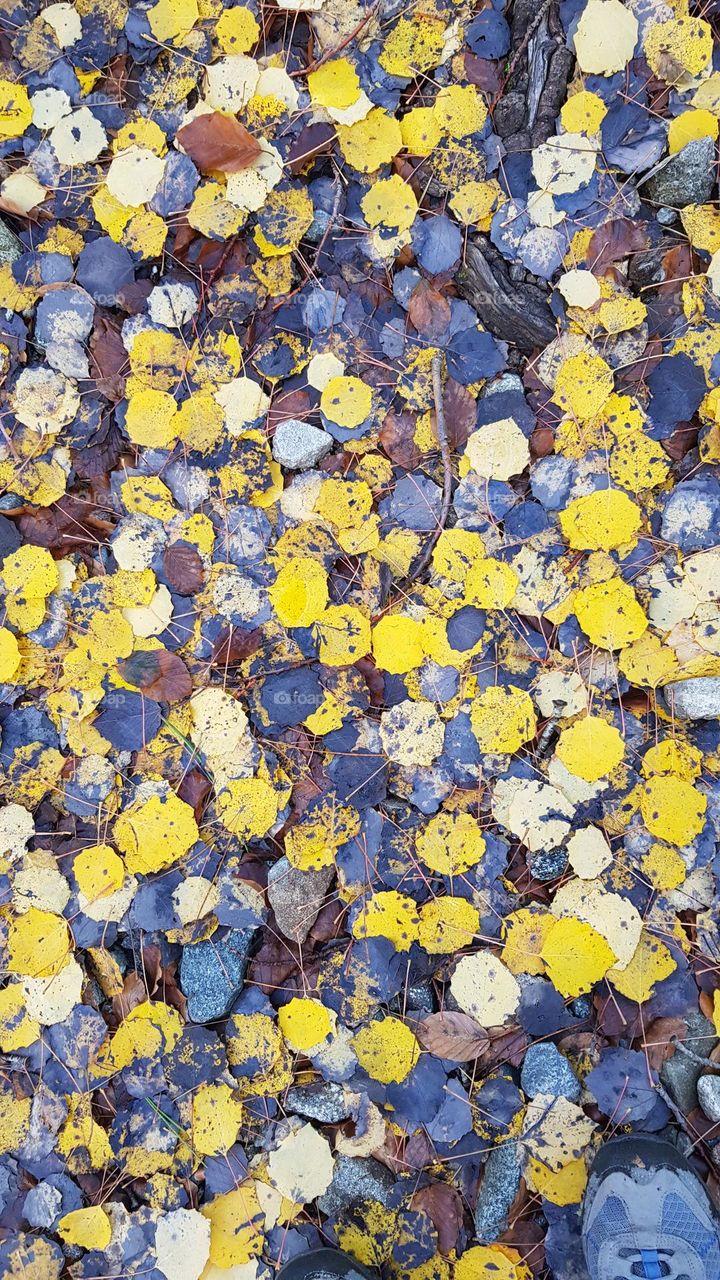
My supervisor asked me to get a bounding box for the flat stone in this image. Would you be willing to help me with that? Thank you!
[285,1082,350,1124]
[267,857,334,944]
[662,677,720,722]
[520,1043,580,1102]
[0,218,21,266]
[662,1013,718,1114]
[180,927,256,1023]
[474,1141,522,1242]
[698,1074,720,1124]
[317,1155,394,1216]
[528,847,567,881]
[272,418,333,470]
[645,137,716,208]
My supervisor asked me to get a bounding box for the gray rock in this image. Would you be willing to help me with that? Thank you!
[662,677,720,722]
[272,419,333,470]
[23,1182,62,1230]
[661,481,720,552]
[0,218,21,266]
[645,138,716,208]
[662,1013,718,1114]
[474,1141,522,1242]
[520,1043,581,1102]
[698,1074,720,1123]
[528,847,568,881]
[285,1082,350,1124]
[180,927,256,1022]
[317,1155,394,1215]
[267,857,334,944]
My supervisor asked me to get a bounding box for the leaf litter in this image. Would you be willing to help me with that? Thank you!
[0,0,719,1276]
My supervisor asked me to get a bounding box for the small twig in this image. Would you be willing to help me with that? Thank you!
[491,0,553,110]
[271,176,342,309]
[291,1,381,76]
[655,1080,695,1140]
[671,1037,719,1069]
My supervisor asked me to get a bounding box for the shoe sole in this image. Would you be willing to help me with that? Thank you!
[588,1133,698,1182]
[276,1249,378,1280]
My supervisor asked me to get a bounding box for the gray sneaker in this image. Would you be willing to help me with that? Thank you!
[582,1135,720,1280]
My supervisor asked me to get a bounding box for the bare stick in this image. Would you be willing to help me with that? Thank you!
[671,1037,719,1069]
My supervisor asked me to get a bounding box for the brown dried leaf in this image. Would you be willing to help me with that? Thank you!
[177,112,262,173]
[288,122,335,175]
[412,1183,464,1255]
[211,626,263,668]
[443,378,476,450]
[642,1016,689,1071]
[587,218,649,276]
[379,409,423,469]
[89,316,127,401]
[163,543,206,595]
[119,649,193,703]
[415,1010,489,1060]
[407,280,452,340]
[177,767,212,820]
[112,972,147,1022]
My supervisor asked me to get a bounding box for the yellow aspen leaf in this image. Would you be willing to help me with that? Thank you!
[58,1208,112,1250]
[192,1083,244,1156]
[554,715,625,782]
[277,997,335,1052]
[540,917,617,997]
[269,558,329,628]
[201,1183,264,1267]
[608,930,676,1003]
[352,1016,420,1083]
[559,489,642,551]
[640,774,707,846]
[416,811,486,876]
[574,578,647,650]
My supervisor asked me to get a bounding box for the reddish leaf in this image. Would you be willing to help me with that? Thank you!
[464,51,503,94]
[211,626,263,668]
[112,972,147,1022]
[415,1011,489,1060]
[407,280,452,340]
[177,767,212,820]
[18,495,114,554]
[163,543,206,595]
[89,316,127,401]
[498,1220,546,1278]
[478,1024,527,1070]
[119,650,192,703]
[177,112,261,173]
[641,1016,688,1071]
[443,378,476,450]
[268,387,312,426]
[586,218,649,276]
[379,409,423,469]
[288,122,335,175]
[412,1184,464,1255]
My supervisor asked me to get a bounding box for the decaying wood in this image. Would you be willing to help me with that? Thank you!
[494,0,574,152]
[455,240,557,350]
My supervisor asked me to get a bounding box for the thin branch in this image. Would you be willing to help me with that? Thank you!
[291,1,381,77]
[654,1081,695,1140]
[671,1037,720,1069]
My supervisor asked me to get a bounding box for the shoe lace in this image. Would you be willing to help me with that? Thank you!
[622,1248,671,1279]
